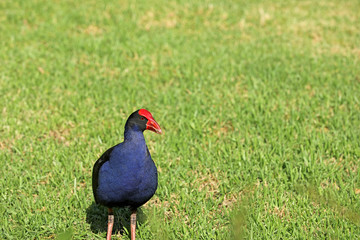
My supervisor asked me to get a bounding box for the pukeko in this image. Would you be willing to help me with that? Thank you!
[92,109,162,240]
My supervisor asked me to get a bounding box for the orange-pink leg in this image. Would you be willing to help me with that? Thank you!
[130,209,137,240]
[106,208,114,240]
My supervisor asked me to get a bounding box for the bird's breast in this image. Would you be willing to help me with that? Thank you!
[96,145,158,207]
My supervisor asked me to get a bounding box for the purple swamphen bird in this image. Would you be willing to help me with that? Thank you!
[92,109,162,240]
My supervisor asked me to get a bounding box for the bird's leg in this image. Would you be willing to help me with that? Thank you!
[130,208,137,240]
[106,208,114,240]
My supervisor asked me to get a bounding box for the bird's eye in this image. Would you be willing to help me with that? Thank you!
[141,117,145,120]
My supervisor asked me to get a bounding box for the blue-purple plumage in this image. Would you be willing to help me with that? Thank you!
[92,110,160,209]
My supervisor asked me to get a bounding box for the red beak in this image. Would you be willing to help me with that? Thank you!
[146,118,162,134]
[138,109,162,134]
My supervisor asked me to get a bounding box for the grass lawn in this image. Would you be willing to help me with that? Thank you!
[1,0,360,239]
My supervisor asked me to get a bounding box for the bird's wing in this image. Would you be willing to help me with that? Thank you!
[92,145,116,204]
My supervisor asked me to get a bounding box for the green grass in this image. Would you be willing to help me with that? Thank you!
[1,0,360,239]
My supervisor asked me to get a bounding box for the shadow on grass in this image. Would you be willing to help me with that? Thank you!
[86,202,146,236]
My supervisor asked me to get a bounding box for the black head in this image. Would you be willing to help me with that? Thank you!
[125,109,162,134]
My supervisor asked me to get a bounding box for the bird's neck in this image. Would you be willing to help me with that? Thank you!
[124,126,146,144]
